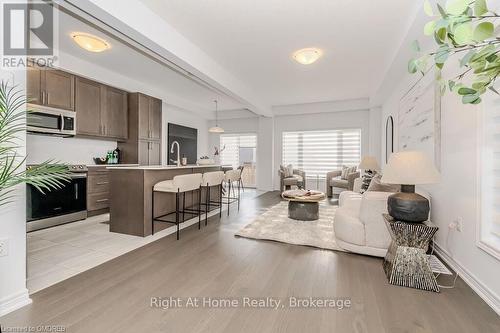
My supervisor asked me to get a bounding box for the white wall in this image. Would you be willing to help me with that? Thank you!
[0,70,32,316]
[26,50,210,165]
[377,3,500,314]
[208,116,275,191]
[273,109,371,190]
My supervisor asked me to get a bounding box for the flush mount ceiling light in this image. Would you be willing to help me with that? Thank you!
[292,48,323,65]
[71,33,111,53]
[209,99,225,133]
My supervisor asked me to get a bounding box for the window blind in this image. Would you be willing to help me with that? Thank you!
[220,134,257,168]
[480,98,500,256]
[282,129,361,179]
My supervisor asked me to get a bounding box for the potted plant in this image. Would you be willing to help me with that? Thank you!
[0,82,70,208]
[409,0,500,104]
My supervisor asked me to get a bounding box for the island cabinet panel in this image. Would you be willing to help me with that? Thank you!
[109,166,221,237]
[118,93,162,165]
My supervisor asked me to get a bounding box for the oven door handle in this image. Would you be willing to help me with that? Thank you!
[69,174,87,179]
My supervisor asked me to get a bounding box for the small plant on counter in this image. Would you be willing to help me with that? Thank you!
[409,0,500,104]
[0,81,71,207]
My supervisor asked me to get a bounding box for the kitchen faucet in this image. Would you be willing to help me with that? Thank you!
[170,141,181,167]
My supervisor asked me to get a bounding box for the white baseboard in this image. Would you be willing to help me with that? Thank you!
[0,288,32,317]
[433,243,500,316]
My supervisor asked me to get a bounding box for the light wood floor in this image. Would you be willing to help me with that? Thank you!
[1,192,499,332]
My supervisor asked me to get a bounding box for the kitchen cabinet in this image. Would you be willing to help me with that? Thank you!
[75,77,128,141]
[149,141,161,165]
[137,93,162,140]
[27,66,75,111]
[102,85,128,140]
[87,166,110,215]
[75,77,102,137]
[149,98,162,140]
[118,93,162,166]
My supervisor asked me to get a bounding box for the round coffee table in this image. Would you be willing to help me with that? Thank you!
[281,190,326,221]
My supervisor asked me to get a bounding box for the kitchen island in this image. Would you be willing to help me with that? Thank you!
[107,165,222,237]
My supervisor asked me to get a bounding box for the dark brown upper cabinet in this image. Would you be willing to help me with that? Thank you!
[102,85,128,140]
[75,77,102,137]
[27,67,75,111]
[74,77,128,141]
[118,93,162,165]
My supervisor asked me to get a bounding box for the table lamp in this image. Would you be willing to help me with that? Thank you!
[381,151,439,223]
[359,156,380,192]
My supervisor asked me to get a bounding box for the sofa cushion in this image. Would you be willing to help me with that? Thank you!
[341,166,357,180]
[330,178,348,189]
[283,175,303,185]
[334,208,365,246]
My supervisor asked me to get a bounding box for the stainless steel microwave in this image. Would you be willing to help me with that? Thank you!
[27,104,76,137]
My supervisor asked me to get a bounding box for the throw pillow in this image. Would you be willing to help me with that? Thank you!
[286,164,294,177]
[366,174,401,193]
[341,165,357,180]
[340,166,349,180]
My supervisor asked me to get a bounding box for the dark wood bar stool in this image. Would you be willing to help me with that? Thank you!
[152,173,203,240]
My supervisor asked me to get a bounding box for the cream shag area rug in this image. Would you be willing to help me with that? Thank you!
[236,201,345,252]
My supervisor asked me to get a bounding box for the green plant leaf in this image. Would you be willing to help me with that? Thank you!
[462,93,482,104]
[435,27,447,44]
[411,40,421,52]
[473,22,494,41]
[424,21,436,35]
[449,80,456,91]
[460,49,476,67]
[424,0,434,16]
[435,45,450,64]
[458,87,477,95]
[474,0,488,16]
[453,22,473,45]
[486,53,498,63]
[446,0,469,15]
[408,59,418,73]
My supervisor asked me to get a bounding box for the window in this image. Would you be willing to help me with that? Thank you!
[282,129,361,179]
[479,97,500,259]
[220,133,257,187]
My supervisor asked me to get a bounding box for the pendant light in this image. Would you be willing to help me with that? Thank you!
[209,99,225,133]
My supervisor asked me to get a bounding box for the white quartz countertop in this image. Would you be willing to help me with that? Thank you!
[106,164,221,170]
[88,164,139,167]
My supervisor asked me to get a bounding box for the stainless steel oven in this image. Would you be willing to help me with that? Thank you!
[26,165,88,232]
[27,104,76,137]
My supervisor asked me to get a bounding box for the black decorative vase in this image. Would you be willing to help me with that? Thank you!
[387,185,429,223]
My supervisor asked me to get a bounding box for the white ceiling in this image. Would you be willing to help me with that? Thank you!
[57,9,246,115]
[140,0,419,107]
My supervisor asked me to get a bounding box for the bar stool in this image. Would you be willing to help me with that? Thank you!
[152,173,203,240]
[224,169,242,216]
[200,171,225,226]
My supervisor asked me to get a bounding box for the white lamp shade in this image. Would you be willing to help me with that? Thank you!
[358,156,380,171]
[381,151,440,185]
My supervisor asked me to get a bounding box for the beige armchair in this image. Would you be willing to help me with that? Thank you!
[279,168,306,192]
[326,170,360,197]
